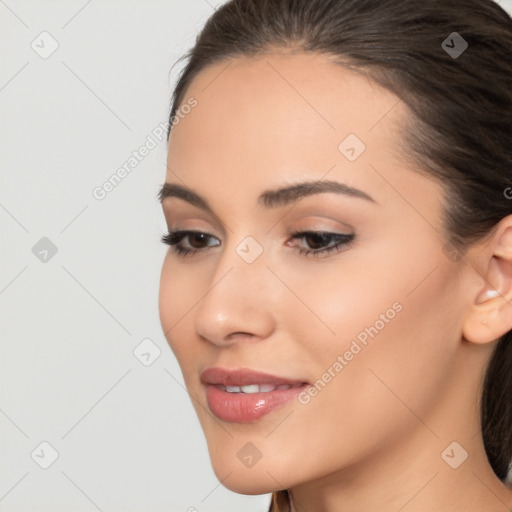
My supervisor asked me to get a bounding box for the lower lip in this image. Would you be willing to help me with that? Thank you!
[205,383,308,423]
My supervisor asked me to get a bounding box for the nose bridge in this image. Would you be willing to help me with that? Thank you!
[213,232,270,295]
[193,233,275,344]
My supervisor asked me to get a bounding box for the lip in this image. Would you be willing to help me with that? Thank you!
[200,367,307,387]
[201,367,309,423]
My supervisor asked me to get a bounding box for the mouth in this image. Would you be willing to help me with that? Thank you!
[200,367,309,423]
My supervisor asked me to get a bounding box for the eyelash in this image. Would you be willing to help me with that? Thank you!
[161,230,355,258]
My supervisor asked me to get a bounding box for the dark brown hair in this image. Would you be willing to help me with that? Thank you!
[166,0,512,508]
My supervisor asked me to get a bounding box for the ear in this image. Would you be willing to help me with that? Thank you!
[462,216,512,344]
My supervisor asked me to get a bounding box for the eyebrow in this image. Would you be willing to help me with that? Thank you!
[158,179,375,213]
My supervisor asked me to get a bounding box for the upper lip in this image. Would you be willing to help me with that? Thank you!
[200,367,307,387]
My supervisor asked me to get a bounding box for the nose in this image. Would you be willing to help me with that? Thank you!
[193,243,276,348]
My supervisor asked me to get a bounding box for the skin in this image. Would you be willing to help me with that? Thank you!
[158,51,512,511]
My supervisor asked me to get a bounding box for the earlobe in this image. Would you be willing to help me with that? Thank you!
[461,218,512,344]
[462,280,512,344]
[462,287,504,344]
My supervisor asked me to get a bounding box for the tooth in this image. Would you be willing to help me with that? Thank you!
[241,384,260,394]
[222,383,293,393]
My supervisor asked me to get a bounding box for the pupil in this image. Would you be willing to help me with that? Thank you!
[306,233,328,249]
[190,233,207,248]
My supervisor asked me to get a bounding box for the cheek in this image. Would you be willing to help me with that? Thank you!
[158,258,199,361]
[277,242,462,417]
[271,254,410,371]
[300,259,461,432]
[158,260,177,338]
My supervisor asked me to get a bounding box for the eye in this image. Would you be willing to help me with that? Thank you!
[161,230,220,257]
[161,229,355,258]
[288,231,355,257]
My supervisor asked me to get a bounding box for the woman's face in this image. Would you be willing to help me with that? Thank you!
[159,52,475,493]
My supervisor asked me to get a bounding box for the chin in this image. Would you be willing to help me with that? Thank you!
[209,455,285,495]
[215,471,277,495]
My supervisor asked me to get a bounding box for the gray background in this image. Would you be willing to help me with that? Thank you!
[1,1,511,511]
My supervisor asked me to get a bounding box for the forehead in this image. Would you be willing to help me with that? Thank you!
[166,51,415,205]
[169,51,406,152]
[180,50,401,114]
